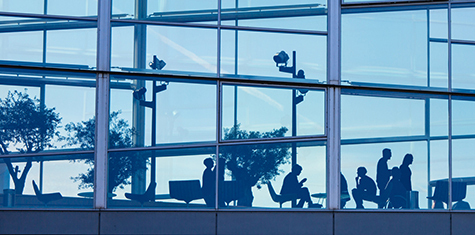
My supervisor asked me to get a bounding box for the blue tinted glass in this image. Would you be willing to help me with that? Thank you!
[342,10,428,88]
[108,146,216,208]
[221,3,327,32]
[341,93,425,139]
[453,139,475,210]
[46,28,97,69]
[341,141,448,210]
[218,142,325,209]
[0,30,43,63]
[452,7,475,41]
[430,9,448,40]
[110,76,216,146]
[0,0,44,14]
[1,154,94,208]
[453,99,475,136]
[222,84,325,140]
[452,44,475,92]
[429,42,448,89]
[112,25,217,75]
[0,17,97,69]
[221,30,326,81]
[0,72,96,154]
[47,0,98,16]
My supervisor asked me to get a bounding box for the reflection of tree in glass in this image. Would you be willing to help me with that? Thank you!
[65,111,148,193]
[219,124,290,206]
[0,90,61,194]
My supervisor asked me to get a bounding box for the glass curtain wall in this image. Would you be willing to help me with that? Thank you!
[0,0,98,208]
[341,1,475,210]
[106,0,329,209]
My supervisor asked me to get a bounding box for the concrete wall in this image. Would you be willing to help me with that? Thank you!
[0,209,473,235]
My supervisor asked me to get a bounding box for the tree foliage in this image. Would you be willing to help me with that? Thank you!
[64,111,148,193]
[219,124,290,205]
[0,90,61,154]
[0,90,61,194]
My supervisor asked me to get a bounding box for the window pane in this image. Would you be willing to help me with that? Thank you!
[341,91,449,210]
[108,146,216,209]
[111,24,217,76]
[1,153,94,208]
[453,139,475,210]
[341,92,425,139]
[110,75,217,147]
[0,71,96,154]
[342,10,428,88]
[452,44,475,92]
[0,17,97,69]
[452,7,475,41]
[341,141,447,210]
[218,141,326,209]
[221,4,327,32]
[46,0,98,17]
[222,84,325,140]
[221,30,326,81]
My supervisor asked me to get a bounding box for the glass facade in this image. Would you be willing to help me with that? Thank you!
[0,0,473,212]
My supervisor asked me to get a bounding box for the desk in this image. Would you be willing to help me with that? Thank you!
[429,177,475,187]
[155,194,172,200]
[78,192,116,198]
[311,193,350,205]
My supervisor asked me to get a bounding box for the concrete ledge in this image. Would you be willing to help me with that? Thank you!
[217,210,333,235]
[335,211,451,235]
[0,210,99,234]
[100,211,216,235]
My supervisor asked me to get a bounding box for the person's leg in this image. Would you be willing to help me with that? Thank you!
[352,188,363,209]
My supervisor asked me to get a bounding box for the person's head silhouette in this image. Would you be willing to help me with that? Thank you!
[391,167,401,180]
[402,154,413,166]
[357,166,367,177]
[292,164,303,175]
[204,158,214,169]
[383,148,392,160]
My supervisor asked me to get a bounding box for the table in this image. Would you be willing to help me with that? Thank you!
[429,177,475,187]
[155,194,172,200]
[311,193,351,205]
[78,192,116,198]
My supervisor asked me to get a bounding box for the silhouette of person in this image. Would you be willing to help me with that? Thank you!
[376,148,392,196]
[4,158,32,195]
[384,167,408,209]
[202,158,215,207]
[400,154,413,192]
[214,158,226,207]
[280,164,319,208]
[341,173,350,208]
[352,166,377,209]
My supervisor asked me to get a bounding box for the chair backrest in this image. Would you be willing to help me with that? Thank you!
[431,180,467,203]
[169,180,203,203]
[144,182,157,198]
[266,182,281,203]
[32,180,41,196]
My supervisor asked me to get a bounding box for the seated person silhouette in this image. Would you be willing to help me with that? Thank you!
[280,164,320,208]
[341,173,350,208]
[352,166,377,209]
[202,158,215,207]
[384,167,408,209]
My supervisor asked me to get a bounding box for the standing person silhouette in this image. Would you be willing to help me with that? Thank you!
[352,166,377,209]
[376,148,392,196]
[202,158,215,207]
[399,154,413,192]
[280,164,319,208]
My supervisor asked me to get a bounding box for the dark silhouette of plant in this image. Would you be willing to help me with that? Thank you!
[0,90,61,194]
[64,111,148,193]
[219,124,290,206]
